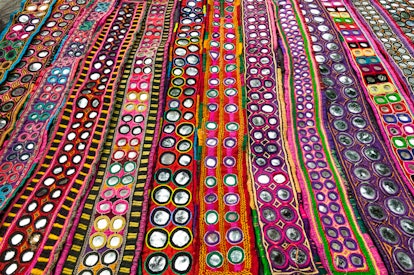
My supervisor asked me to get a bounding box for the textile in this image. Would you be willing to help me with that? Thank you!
[0,0,116,212]
[58,0,176,273]
[0,0,88,147]
[0,0,57,83]
[196,0,258,273]
[0,1,145,273]
[0,0,414,274]
[299,0,414,272]
[242,0,319,273]
[140,0,203,273]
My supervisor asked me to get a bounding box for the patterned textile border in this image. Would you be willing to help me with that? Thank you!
[0,0,116,212]
[312,0,414,193]
[347,0,414,100]
[275,0,384,273]
[0,0,89,148]
[0,0,57,83]
[58,0,178,274]
[241,0,319,273]
[56,5,146,271]
[322,0,414,188]
[297,0,414,272]
[196,0,258,273]
[369,0,414,45]
[0,2,145,274]
[140,0,205,274]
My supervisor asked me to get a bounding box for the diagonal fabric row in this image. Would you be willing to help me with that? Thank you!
[0,0,413,273]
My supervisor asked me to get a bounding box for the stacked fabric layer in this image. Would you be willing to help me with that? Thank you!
[0,0,413,274]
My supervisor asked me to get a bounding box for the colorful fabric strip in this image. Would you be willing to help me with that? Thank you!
[0,0,88,148]
[0,0,57,83]
[140,0,205,274]
[318,0,414,195]
[369,0,414,45]
[0,0,116,211]
[0,2,145,273]
[196,0,258,273]
[348,0,414,95]
[275,0,384,272]
[0,0,413,273]
[297,0,414,272]
[58,0,178,274]
[241,0,319,273]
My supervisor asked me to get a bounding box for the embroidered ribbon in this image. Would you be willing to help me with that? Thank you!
[140,0,205,274]
[318,0,414,198]
[346,0,414,91]
[241,0,319,273]
[0,0,88,148]
[0,0,116,211]
[58,0,178,274]
[347,0,414,95]
[369,0,414,45]
[0,2,145,273]
[196,0,258,273]
[297,0,414,272]
[0,0,57,83]
[275,0,383,272]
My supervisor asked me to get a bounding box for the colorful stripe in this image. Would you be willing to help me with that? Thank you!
[347,0,414,95]
[275,0,384,272]
[196,0,258,273]
[0,0,88,148]
[0,0,413,274]
[241,0,319,273]
[319,0,414,193]
[140,0,205,274]
[297,0,414,272]
[58,0,178,274]
[370,0,414,45]
[0,0,117,211]
[0,2,145,273]
[0,0,57,83]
